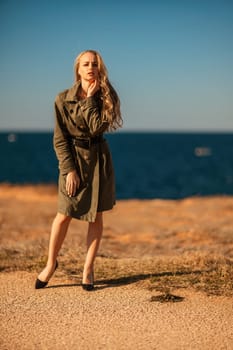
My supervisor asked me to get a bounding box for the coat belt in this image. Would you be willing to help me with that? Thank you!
[72,135,104,149]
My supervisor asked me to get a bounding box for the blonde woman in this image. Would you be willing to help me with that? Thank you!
[35,50,122,291]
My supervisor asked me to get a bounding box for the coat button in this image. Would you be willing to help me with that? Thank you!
[70,109,73,113]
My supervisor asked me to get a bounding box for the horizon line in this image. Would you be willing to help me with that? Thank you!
[1,128,233,134]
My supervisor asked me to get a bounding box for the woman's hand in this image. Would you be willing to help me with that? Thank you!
[87,79,100,97]
[66,170,80,197]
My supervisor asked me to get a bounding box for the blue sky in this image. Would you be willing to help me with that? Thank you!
[0,0,232,131]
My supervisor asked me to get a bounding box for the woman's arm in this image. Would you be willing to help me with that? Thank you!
[79,96,109,136]
[53,96,76,175]
[53,96,80,196]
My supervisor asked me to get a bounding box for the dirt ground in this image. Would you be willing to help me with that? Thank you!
[0,184,233,350]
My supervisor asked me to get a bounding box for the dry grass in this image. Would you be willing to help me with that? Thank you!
[1,245,233,297]
[1,185,233,299]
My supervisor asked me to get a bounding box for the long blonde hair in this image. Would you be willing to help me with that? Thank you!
[74,50,122,131]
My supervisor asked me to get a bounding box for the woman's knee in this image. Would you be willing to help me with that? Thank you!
[95,212,103,229]
[54,212,72,225]
[89,213,103,235]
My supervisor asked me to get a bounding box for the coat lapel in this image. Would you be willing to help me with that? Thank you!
[64,82,81,124]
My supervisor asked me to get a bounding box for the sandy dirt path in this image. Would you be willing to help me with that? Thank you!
[0,185,233,349]
[0,271,233,350]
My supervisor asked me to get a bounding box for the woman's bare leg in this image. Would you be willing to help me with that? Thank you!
[37,213,72,282]
[82,212,103,284]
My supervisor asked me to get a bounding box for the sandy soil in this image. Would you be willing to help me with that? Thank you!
[0,184,233,350]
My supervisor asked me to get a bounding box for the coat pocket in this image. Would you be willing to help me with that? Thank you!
[75,147,94,184]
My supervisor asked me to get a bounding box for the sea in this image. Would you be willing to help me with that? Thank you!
[1,131,233,199]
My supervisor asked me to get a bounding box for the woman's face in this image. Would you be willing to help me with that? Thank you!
[78,52,99,82]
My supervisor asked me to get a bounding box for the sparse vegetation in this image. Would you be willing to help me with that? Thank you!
[1,245,233,297]
[1,185,233,298]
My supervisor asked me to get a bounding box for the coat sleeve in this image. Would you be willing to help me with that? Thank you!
[53,96,76,175]
[79,96,109,136]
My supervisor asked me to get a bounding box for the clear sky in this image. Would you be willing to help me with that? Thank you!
[0,0,232,131]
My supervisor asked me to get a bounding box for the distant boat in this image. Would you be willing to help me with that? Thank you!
[7,133,17,143]
[194,147,212,157]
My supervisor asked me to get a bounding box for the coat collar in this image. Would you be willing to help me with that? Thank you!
[64,82,81,102]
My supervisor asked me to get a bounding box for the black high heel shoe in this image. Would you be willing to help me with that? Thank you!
[35,260,58,289]
[82,271,94,291]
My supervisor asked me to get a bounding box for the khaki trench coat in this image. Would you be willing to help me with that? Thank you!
[53,82,115,222]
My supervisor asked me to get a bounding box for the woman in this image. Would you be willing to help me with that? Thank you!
[35,50,122,291]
